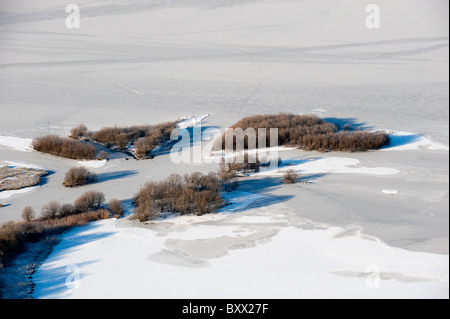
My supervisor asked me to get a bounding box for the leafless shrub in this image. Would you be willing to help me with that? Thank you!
[58,203,76,217]
[132,171,226,222]
[21,207,36,222]
[97,151,109,160]
[90,121,178,157]
[74,191,105,213]
[64,167,97,188]
[135,137,155,159]
[219,155,260,177]
[108,199,124,218]
[69,124,88,139]
[282,169,299,184]
[40,201,60,220]
[32,135,97,160]
[219,113,389,152]
[0,207,111,287]
[134,200,160,222]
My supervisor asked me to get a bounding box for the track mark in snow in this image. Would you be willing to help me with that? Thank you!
[116,83,143,95]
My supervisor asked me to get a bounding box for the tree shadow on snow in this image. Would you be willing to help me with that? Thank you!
[382,133,422,149]
[323,117,372,131]
[150,126,220,158]
[96,170,138,183]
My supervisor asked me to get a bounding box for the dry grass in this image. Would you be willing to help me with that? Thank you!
[0,166,48,191]
[282,169,299,184]
[220,113,389,152]
[0,208,110,295]
[0,191,110,298]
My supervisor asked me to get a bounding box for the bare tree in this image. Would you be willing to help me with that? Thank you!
[75,191,105,212]
[21,206,36,222]
[41,201,61,219]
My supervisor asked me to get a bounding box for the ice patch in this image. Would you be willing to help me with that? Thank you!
[78,160,107,168]
[177,114,210,129]
[0,135,33,152]
[382,131,449,151]
[255,157,400,176]
[32,220,449,299]
[3,161,42,169]
[383,190,399,195]
[220,191,263,213]
[0,186,39,200]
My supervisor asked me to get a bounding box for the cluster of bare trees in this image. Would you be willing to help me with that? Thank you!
[0,191,110,277]
[299,131,389,152]
[22,191,106,222]
[221,113,389,152]
[32,135,98,160]
[133,172,228,222]
[86,121,178,159]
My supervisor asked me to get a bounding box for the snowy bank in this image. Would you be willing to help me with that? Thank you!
[0,135,33,152]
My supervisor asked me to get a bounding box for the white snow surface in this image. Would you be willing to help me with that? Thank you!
[77,160,107,168]
[255,157,400,176]
[383,131,449,151]
[0,186,39,200]
[177,114,210,129]
[2,161,43,169]
[0,0,447,299]
[383,190,400,195]
[33,213,449,299]
[0,136,33,152]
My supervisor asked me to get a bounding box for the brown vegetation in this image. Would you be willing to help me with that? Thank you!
[74,191,105,212]
[109,199,124,218]
[220,113,389,152]
[88,121,178,158]
[21,207,36,222]
[282,169,299,184]
[0,209,109,271]
[40,201,61,220]
[0,191,109,296]
[0,166,48,192]
[63,167,97,187]
[132,172,227,222]
[69,124,88,140]
[32,135,97,160]
[97,151,109,160]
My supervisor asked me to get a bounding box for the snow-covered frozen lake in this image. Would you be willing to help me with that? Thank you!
[0,0,448,298]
